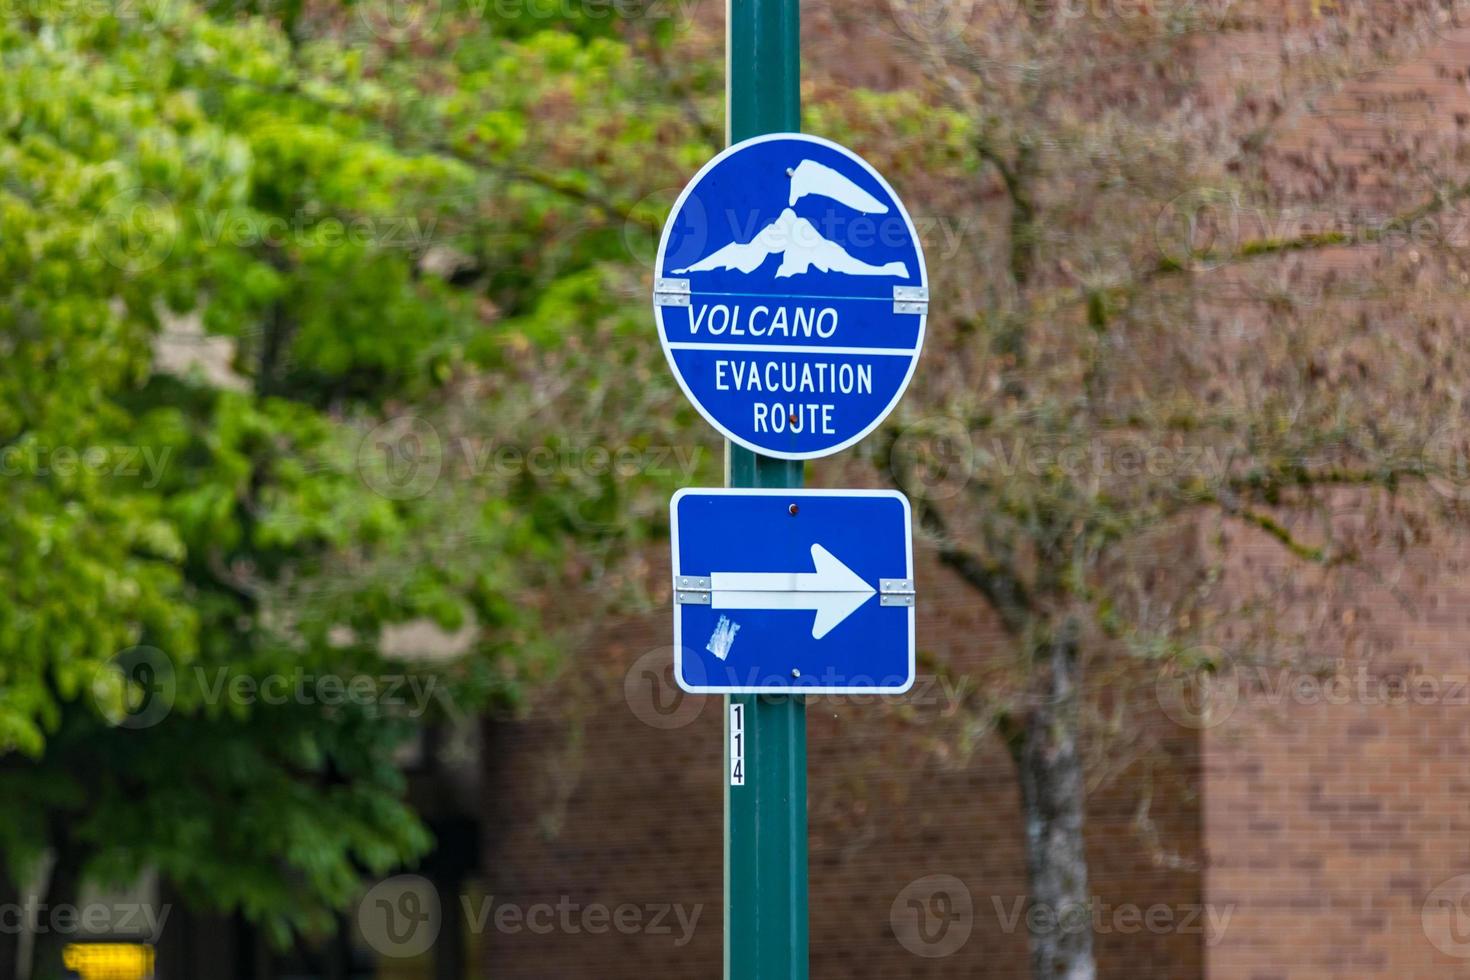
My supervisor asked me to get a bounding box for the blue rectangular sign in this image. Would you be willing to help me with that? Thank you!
[671,488,915,694]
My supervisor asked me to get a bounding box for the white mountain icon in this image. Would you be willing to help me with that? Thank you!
[673,158,911,279]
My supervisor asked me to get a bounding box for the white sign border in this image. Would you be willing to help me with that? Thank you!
[654,133,929,461]
[670,487,916,695]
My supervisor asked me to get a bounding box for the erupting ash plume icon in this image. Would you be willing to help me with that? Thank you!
[673,159,912,280]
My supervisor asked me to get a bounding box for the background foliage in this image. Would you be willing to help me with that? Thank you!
[0,0,727,963]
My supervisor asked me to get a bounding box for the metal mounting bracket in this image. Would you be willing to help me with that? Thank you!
[893,285,928,315]
[675,575,711,604]
[654,277,692,307]
[879,577,916,607]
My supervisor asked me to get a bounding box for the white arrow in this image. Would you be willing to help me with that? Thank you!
[711,543,876,640]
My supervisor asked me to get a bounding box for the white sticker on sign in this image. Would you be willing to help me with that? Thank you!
[729,702,746,786]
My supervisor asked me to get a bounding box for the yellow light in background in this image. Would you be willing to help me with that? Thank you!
[61,943,155,980]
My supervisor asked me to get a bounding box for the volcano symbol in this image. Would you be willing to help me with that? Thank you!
[673,159,912,280]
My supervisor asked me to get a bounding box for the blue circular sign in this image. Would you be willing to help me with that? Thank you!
[654,133,928,460]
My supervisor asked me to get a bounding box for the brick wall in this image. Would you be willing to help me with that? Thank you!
[1187,14,1470,978]
[1200,494,1470,980]
[479,548,1204,978]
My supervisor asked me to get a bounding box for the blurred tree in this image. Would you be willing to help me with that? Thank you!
[813,3,1470,976]
[0,2,707,976]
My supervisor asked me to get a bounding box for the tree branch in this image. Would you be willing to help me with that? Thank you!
[910,488,1035,637]
[170,47,663,235]
[976,135,1038,289]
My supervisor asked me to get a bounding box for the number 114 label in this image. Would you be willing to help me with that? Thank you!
[729,702,746,786]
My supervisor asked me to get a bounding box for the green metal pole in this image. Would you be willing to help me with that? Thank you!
[724,1,806,977]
